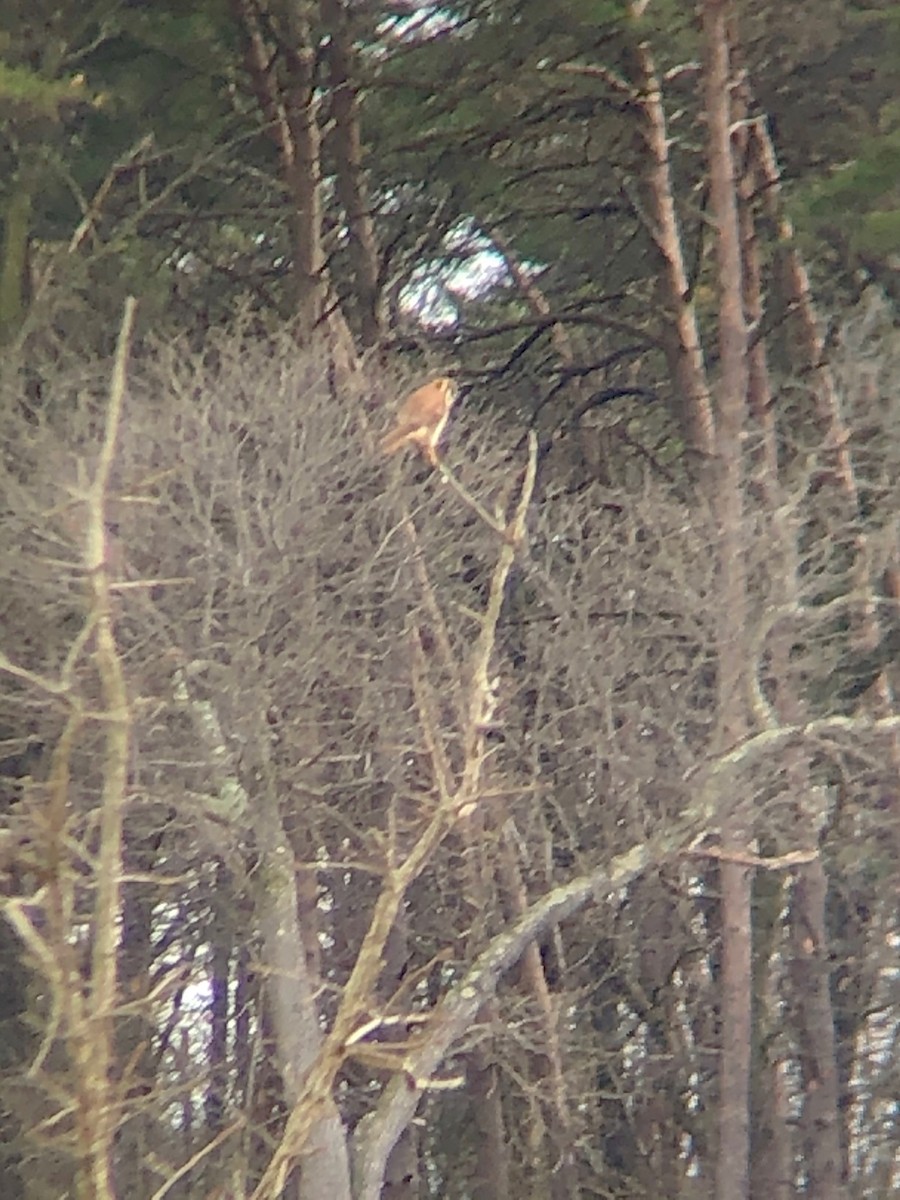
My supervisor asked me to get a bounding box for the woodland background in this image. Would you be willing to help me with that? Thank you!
[0,2,899,1200]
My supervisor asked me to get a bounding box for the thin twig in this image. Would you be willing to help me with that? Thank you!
[434,458,507,536]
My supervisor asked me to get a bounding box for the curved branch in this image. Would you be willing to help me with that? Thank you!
[351,842,651,1200]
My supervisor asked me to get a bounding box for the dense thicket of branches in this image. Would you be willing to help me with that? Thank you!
[1,314,897,1198]
[1,2,899,1200]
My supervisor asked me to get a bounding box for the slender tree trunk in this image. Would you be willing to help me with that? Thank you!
[251,781,353,1200]
[380,911,421,1199]
[457,808,514,1200]
[701,7,752,1200]
[469,1037,512,1200]
[207,866,233,1133]
[625,13,715,457]
[320,0,383,347]
[749,874,792,1200]
[751,107,890,1195]
[495,827,580,1200]
[752,119,898,720]
[276,0,327,335]
[0,178,32,345]
[0,911,30,1197]
[115,840,162,1196]
[233,0,328,337]
[788,864,843,1200]
[730,55,796,1200]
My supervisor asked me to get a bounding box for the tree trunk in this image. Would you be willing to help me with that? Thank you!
[469,1038,511,1200]
[320,0,383,347]
[701,6,753,1200]
[0,178,32,345]
[496,826,579,1200]
[789,863,842,1200]
[625,16,715,457]
[251,783,353,1200]
[233,0,328,338]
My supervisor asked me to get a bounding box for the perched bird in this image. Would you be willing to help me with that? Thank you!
[381,376,456,467]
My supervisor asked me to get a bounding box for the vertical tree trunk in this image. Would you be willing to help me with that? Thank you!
[495,829,580,1200]
[115,842,161,1197]
[320,0,383,348]
[233,0,328,338]
[749,875,792,1200]
[380,916,422,1200]
[251,782,353,1200]
[729,52,795,1200]
[469,1036,512,1200]
[0,179,32,345]
[751,109,890,1193]
[789,865,842,1200]
[0,914,29,1197]
[456,808,514,1200]
[701,6,752,1200]
[275,0,327,336]
[207,868,233,1133]
[625,12,715,457]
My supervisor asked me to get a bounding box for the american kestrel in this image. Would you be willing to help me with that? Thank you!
[381,376,456,467]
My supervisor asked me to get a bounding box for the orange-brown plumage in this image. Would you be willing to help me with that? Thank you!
[381,377,456,466]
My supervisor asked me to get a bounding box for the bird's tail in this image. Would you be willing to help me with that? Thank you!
[381,430,410,456]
